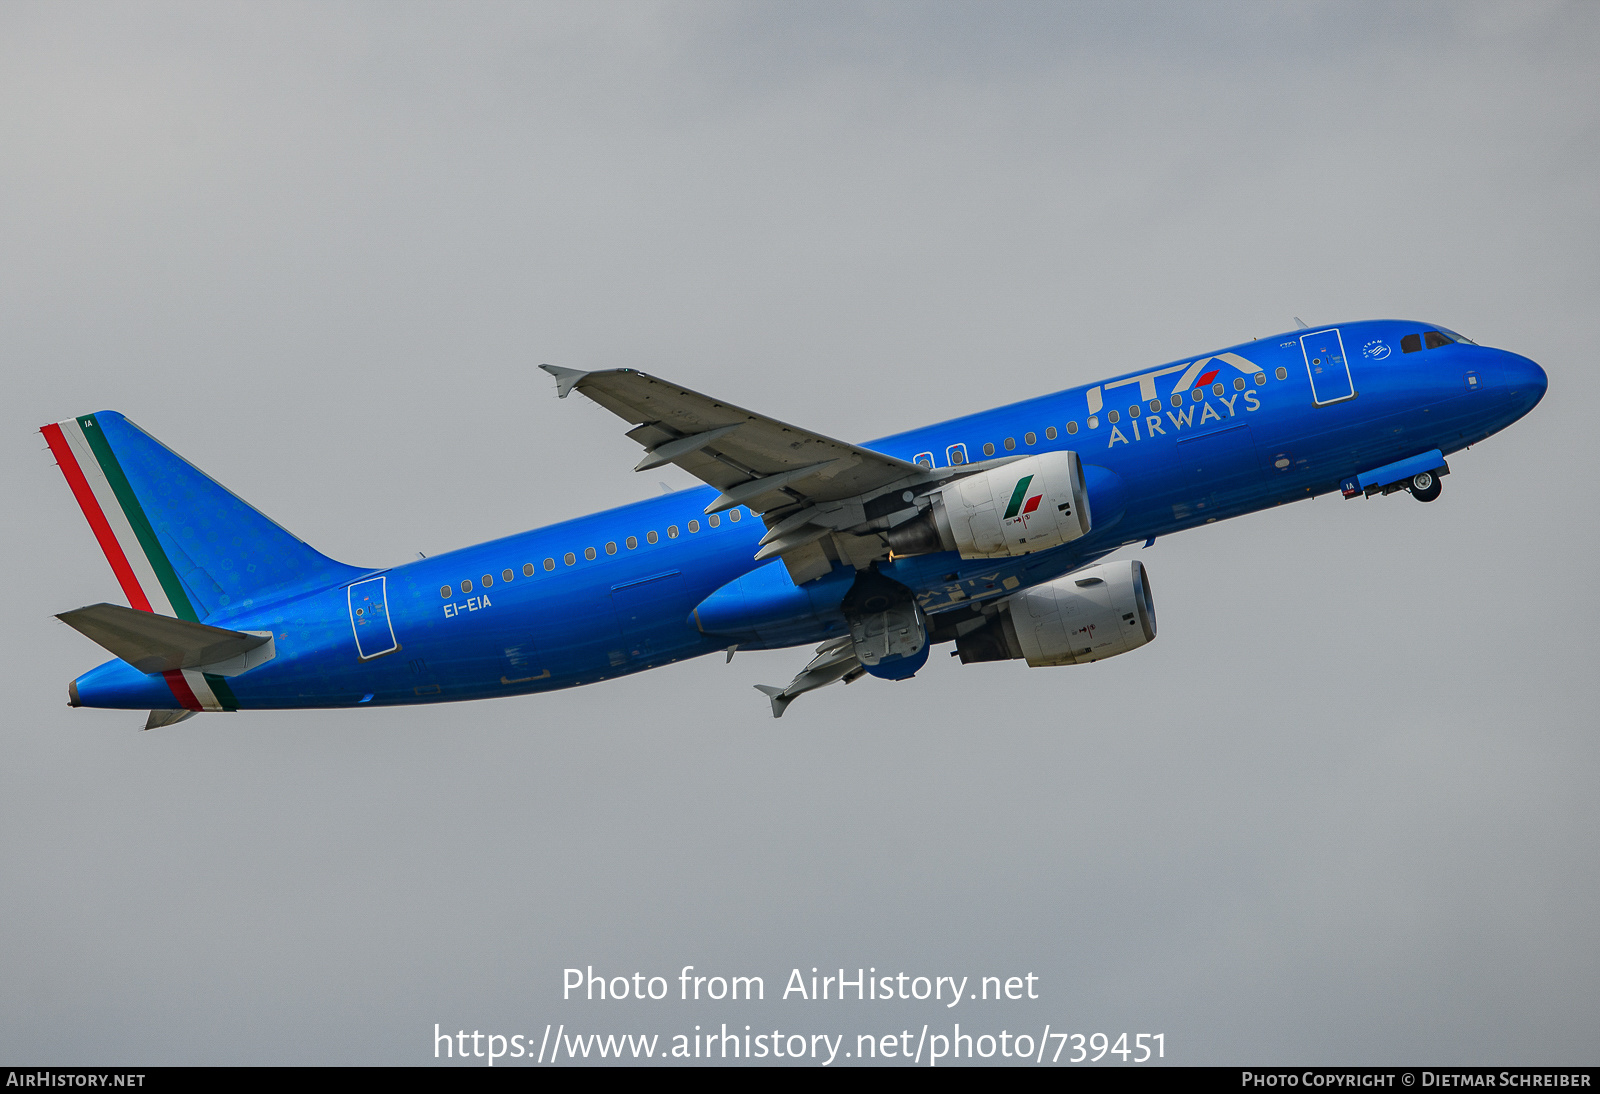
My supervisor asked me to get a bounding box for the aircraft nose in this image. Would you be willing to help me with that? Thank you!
[1502,352,1548,412]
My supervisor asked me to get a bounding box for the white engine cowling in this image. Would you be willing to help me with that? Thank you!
[888,451,1091,560]
[1007,559,1156,666]
[953,560,1156,667]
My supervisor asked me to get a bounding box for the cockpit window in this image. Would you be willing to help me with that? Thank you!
[1401,333,1421,354]
[1422,328,1475,350]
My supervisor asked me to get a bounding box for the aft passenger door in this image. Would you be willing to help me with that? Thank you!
[1300,328,1355,405]
[347,576,399,660]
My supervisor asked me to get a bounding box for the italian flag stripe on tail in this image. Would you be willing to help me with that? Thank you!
[43,414,226,711]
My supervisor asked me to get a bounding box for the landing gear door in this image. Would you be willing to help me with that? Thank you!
[1301,328,1355,405]
[348,576,399,660]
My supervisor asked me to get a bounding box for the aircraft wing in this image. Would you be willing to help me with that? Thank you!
[541,365,931,583]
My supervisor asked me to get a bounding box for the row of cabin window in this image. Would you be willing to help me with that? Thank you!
[935,369,1284,464]
[440,507,746,597]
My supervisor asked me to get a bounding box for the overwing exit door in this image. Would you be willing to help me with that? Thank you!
[348,576,399,659]
[1301,328,1355,405]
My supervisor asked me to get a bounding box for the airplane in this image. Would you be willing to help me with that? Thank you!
[45,319,1546,727]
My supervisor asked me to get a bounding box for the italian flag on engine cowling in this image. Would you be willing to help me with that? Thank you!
[1003,474,1044,523]
[41,413,238,712]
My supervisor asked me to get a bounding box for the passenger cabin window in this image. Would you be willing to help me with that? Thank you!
[584,547,597,560]
[1065,421,1078,435]
[646,531,659,544]
[982,442,995,457]
[502,569,514,582]
[1045,426,1057,440]
[481,574,493,587]
[523,563,534,577]
[729,509,741,522]
[563,552,576,566]
[1004,437,1016,451]
[1024,432,1036,445]
[544,558,555,571]
[1401,333,1422,354]
[708,514,720,528]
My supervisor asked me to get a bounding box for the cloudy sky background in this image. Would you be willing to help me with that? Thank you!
[2,0,1596,1064]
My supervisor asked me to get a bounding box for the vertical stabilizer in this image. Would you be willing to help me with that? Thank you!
[43,412,363,620]
[44,411,366,714]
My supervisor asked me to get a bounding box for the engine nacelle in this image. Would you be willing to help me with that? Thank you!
[954,559,1156,667]
[887,451,1091,560]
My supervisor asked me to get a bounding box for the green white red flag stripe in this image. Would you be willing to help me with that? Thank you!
[42,414,233,712]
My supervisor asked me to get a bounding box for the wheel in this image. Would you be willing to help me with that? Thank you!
[1409,470,1442,503]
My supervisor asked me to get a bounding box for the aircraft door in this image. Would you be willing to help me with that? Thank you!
[1300,328,1355,405]
[348,576,399,660]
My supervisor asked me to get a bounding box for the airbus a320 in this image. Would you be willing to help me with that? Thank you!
[45,320,1546,727]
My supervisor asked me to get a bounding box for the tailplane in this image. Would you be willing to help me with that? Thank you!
[42,412,364,622]
[56,603,274,676]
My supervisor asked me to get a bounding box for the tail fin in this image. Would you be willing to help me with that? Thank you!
[42,411,363,622]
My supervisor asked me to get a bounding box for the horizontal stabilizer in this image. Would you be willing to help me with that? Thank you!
[57,603,274,676]
[145,709,198,730]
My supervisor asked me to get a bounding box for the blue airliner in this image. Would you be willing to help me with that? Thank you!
[47,320,1545,727]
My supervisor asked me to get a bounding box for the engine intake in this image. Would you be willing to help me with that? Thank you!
[954,559,1156,667]
[887,451,1091,560]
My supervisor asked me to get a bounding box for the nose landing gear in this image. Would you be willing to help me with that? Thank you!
[1409,470,1442,503]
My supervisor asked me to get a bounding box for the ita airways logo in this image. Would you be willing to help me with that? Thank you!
[1363,339,1391,360]
[1003,474,1044,527]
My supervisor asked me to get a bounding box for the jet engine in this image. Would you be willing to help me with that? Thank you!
[953,559,1156,667]
[886,451,1091,560]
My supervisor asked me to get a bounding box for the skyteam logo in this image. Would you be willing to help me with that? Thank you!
[1363,339,1391,360]
[1003,474,1044,528]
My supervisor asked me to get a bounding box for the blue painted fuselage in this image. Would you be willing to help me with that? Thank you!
[72,320,1547,711]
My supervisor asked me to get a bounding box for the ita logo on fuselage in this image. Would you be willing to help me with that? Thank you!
[1086,351,1265,448]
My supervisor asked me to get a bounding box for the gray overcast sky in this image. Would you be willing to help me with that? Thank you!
[2,0,1596,1065]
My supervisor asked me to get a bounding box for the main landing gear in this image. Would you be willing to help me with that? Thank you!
[1409,470,1442,503]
